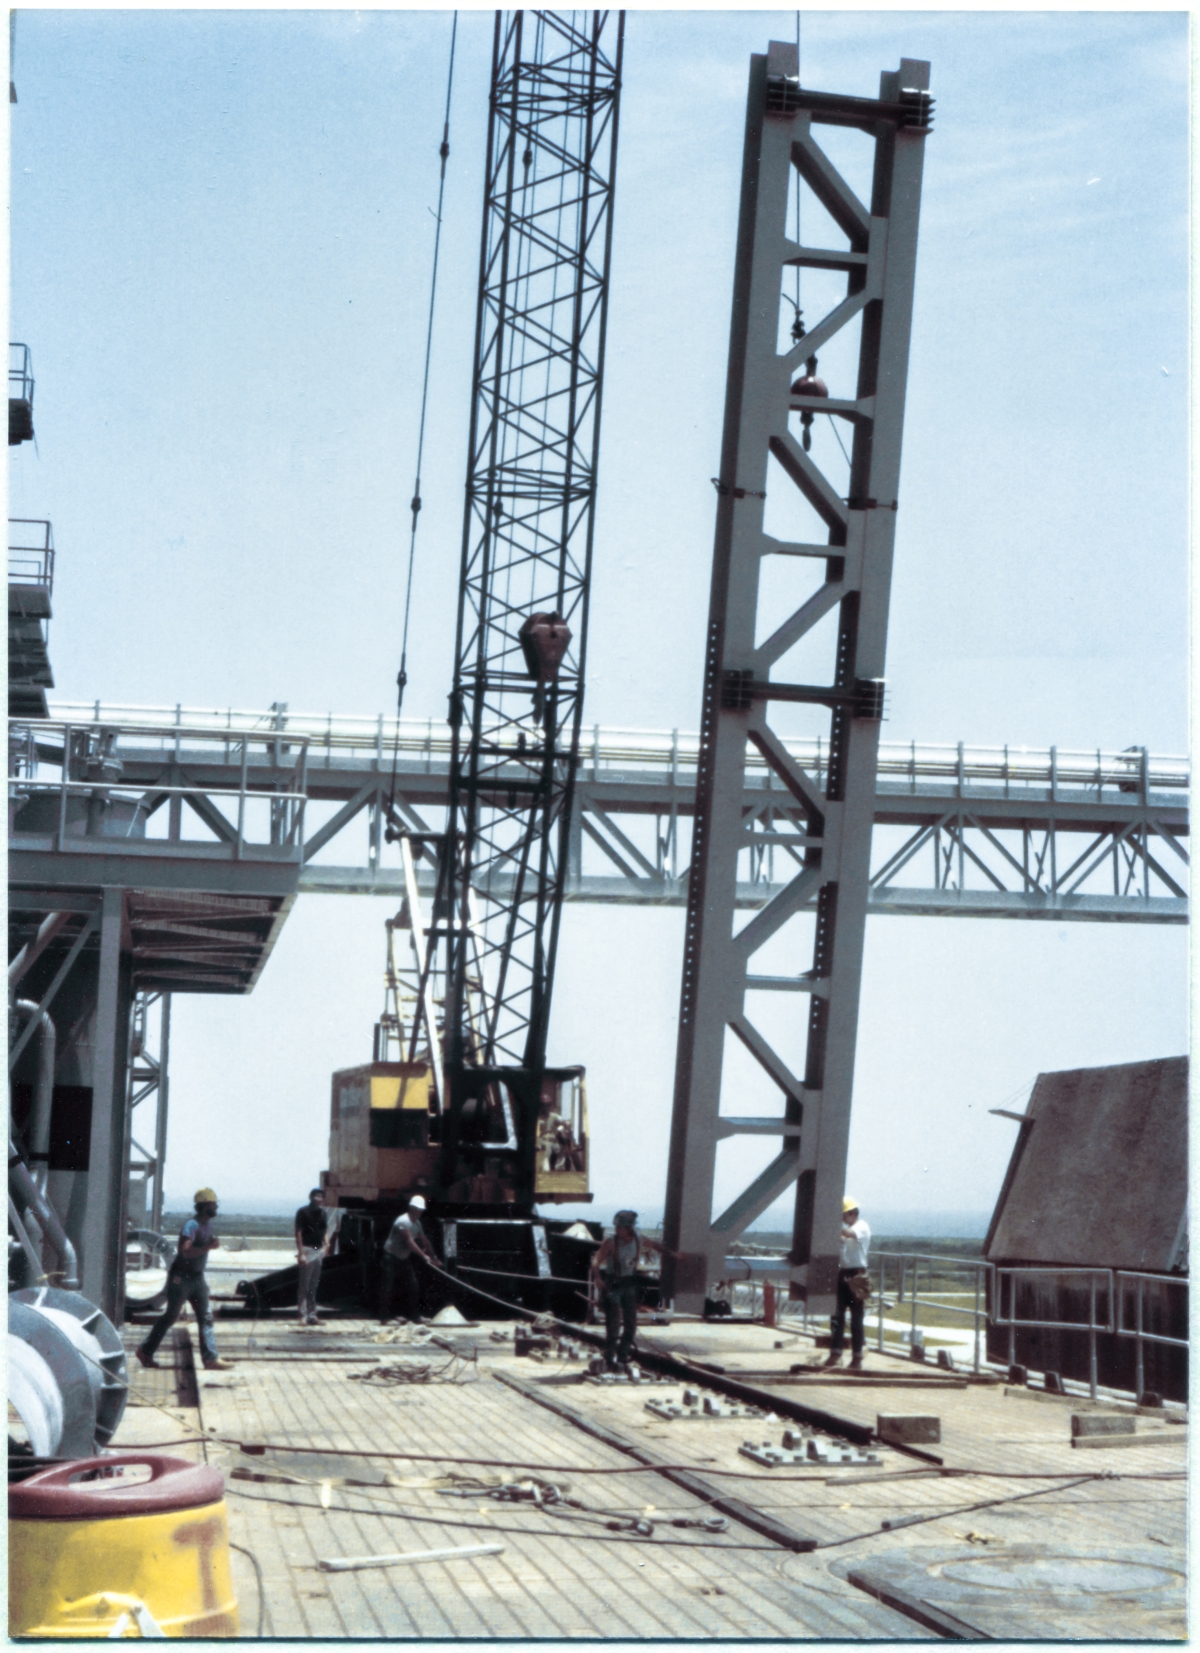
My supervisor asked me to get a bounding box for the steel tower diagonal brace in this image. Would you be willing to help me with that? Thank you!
[437,11,623,1199]
[663,43,932,1316]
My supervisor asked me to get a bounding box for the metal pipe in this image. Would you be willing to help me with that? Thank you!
[876,1255,884,1352]
[1135,1278,1144,1402]
[8,1137,79,1288]
[13,998,56,1189]
[8,910,71,990]
[8,1191,44,1281]
[1089,1275,1098,1400]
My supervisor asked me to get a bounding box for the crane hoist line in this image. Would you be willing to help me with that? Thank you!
[305,12,626,1322]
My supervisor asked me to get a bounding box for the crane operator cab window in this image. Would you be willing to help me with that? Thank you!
[534,1068,588,1200]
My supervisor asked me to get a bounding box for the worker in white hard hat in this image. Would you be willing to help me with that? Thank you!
[823,1195,871,1370]
[137,1187,234,1372]
[379,1192,439,1323]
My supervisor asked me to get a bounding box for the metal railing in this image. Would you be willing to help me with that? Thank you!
[9,341,34,406]
[872,1250,990,1373]
[8,518,54,593]
[992,1266,1113,1398]
[41,702,1191,797]
[992,1265,1188,1400]
[10,776,309,858]
[9,719,310,859]
[1115,1271,1189,1402]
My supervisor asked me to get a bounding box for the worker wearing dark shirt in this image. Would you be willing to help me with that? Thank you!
[295,1188,331,1326]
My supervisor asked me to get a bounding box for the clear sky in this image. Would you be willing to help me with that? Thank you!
[9,9,1189,1228]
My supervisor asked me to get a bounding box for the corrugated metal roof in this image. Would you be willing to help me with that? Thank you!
[984,1056,1187,1271]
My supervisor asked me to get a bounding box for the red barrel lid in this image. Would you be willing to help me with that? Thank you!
[10,1453,224,1519]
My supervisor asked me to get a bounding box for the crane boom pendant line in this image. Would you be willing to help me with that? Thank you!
[439,11,623,1202]
[389,10,458,819]
[662,44,932,1315]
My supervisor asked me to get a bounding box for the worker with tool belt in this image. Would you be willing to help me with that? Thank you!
[589,1210,675,1371]
[379,1193,439,1323]
[136,1187,234,1371]
[824,1195,871,1370]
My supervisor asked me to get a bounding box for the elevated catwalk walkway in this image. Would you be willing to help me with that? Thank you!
[14,702,1188,923]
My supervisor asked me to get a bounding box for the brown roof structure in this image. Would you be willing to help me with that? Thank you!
[984,1055,1188,1271]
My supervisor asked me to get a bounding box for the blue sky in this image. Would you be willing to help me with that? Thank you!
[9,10,1189,1224]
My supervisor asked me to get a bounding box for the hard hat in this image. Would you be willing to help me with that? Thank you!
[614,1209,637,1229]
[194,1187,218,1206]
[842,1195,858,1214]
[408,1193,427,1210]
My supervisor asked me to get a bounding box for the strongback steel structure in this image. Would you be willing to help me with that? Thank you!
[437,9,622,1108]
[662,45,933,1315]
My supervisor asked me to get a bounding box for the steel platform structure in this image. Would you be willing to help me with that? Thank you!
[7,701,1186,1322]
[8,715,308,1318]
[24,704,1187,923]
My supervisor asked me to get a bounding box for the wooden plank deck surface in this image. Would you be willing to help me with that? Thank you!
[114,1313,1185,1639]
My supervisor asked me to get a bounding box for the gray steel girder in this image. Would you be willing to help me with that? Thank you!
[87,745,1187,919]
[661,46,933,1316]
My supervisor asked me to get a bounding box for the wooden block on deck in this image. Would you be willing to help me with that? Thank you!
[876,1413,940,1445]
[1071,1412,1135,1438]
[1071,1427,1185,1450]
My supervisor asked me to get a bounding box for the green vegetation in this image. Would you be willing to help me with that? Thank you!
[161,1212,294,1239]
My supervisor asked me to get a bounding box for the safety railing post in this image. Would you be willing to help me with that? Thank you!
[1089,1275,1098,1400]
[1135,1276,1145,1403]
[877,1255,885,1352]
[57,726,71,850]
[911,1257,919,1350]
[236,738,248,859]
[973,1264,982,1374]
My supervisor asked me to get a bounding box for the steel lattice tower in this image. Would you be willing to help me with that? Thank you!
[440,11,623,1124]
[662,43,932,1314]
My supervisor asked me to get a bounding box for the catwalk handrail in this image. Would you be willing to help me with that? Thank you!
[34,703,1190,795]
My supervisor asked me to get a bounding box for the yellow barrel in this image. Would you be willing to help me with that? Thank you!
[9,1453,238,1638]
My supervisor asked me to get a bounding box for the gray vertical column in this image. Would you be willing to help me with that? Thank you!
[662,44,930,1315]
[80,886,132,1319]
[662,47,795,1311]
[151,993,172,1235]
[796,63,931,1306]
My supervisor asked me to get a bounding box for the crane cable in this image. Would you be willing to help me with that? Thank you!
[388,12,458,825]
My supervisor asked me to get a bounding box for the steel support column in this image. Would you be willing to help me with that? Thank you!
[151,994,171,1234]
[79,886,132,1319]
[663,44,931,1314]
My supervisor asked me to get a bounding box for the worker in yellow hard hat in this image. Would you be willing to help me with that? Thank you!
[136,1187,234,1372]
[823,1195,871,1370]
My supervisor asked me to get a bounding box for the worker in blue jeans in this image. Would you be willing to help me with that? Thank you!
[136,1188,234,1372]
[590,1210,677,1370]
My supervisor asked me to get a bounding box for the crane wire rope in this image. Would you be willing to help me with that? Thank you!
[388,11,458,823]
